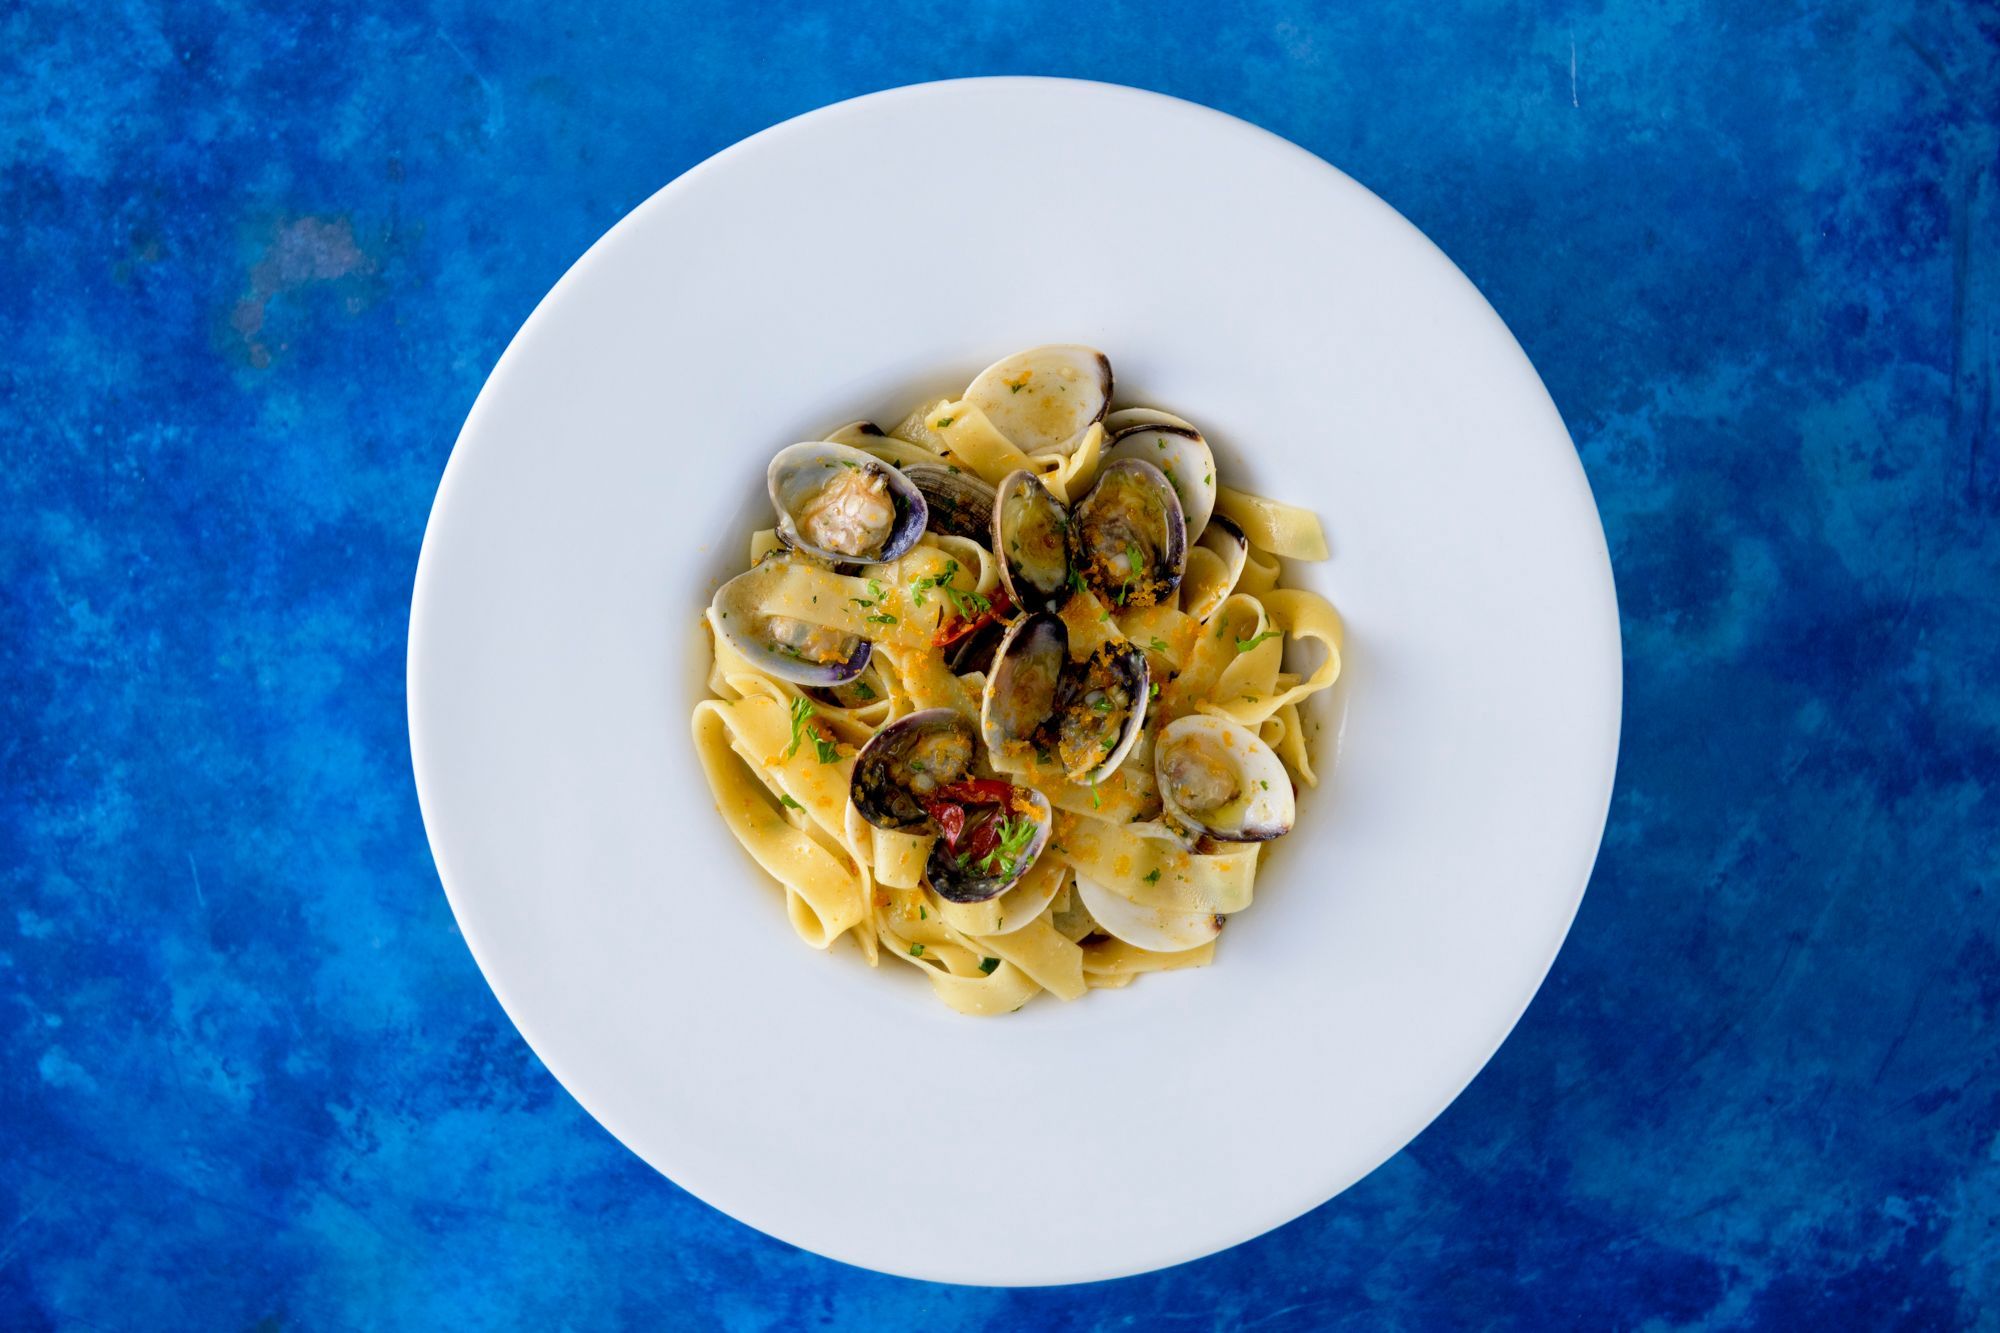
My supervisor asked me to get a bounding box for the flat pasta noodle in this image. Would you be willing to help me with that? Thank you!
[692,361,1339,1014]
[1214,485,1330,561]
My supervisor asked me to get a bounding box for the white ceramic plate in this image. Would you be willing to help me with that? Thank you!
[408,78,1620,1286]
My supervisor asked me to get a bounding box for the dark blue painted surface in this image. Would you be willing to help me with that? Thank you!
[4,1,1996,1327]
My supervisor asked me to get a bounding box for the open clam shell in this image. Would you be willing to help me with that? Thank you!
[1052,641,1150,786]
[980,613,1068,764]
[708,557,872,686]
[926,783,1054,903]
[1154,713,1295,842]
[850,709,978,832]
[1067,458,1188,609]
[981,613,1149,786]
[769,441,928,564]
[964,344,1112,456]
[1103,422,1217,542]
[992,469,1073,614]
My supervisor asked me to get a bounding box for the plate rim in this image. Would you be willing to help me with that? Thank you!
[407,75,1624,1285]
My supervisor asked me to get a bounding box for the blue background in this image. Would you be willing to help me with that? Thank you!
[4,1,1996,1327]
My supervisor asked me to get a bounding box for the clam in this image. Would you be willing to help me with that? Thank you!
[822,420,888,448]
[994,459,1188,613]
[963,344,1112,456]
[1154,714,1295,842]
[1102,421,1217,542]
[850,709,978,831]
[981,613,1150,786]
[1067,458,1187,609]
[902,463,997,541]
[847,710,1052,902]
[926,782,1053,903]
[1073,874,1223,953]
[992,470,1072,613]
[1102,406,1195,435]
[708,556,872,687]
[769,441,928,564]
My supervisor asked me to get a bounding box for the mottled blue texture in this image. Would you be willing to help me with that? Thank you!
[3,1,1995,1327]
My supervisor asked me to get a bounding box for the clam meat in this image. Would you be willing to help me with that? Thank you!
[768,441,928,563]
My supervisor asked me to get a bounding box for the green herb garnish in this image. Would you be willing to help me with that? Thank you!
[779,794,804,810]
[782,696,814,759]
[1143,868,1161,884]
[979,816,1040,877]
[979,957,1001,974]
[910,942,925,957]
[852,682,875,700]
[1235,629,1281,653]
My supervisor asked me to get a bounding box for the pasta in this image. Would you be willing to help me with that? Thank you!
[693,345,1342,1015]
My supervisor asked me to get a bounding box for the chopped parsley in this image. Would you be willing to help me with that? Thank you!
[979,956,1001,974]
[1259,780,1271,790]
[910,560,990,620]
[852,682,875,700]
[1148,637,1169,653]
[1148,682,1160,701]
[919,905,927,919]
[1066,567,1086,594]
[1089,780,1101,809]
[866,613,898,625]
[813,735,840,764]
[1143,868,1161,884]
[782,696,814,759]
[779,794,804,810]
[1090,696,1112,712]
[980,816,1040,877]
[1235,629,1282,653]
[909,942,925,957]
[867,579,886,601]
[850,596,875,609]
[934,415,955,429]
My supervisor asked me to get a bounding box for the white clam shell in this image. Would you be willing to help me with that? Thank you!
[1155,713,1295,842]
[1103,422,1217,542]
[963,344,1112,456]
[1073,873,1222,953]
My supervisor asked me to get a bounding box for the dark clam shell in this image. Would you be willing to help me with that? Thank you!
[991,470,1072,614]
[902,463,998,541]
[849,709,978,832]
[925,783,1053,903]
[979,613,1150,786]
[979,613,1068,763]
[1067,458,1187,609]
[1051,640,1150,786]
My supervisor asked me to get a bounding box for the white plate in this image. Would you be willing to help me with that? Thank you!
[408,78,1620,1286]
